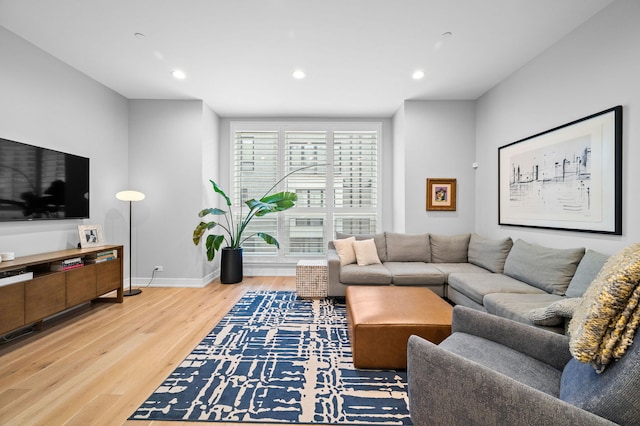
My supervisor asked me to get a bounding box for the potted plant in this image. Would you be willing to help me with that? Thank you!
[192,165,316,283]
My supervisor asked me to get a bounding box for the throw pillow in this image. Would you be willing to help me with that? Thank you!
[353,239,382,266]
[565,249,609,298]
[527,298,583,326]
[503,239,585,295]
[430,233,471,263]
[334,236,356,266]
[336,232,387,262]
[568,242,640,372]
[467,233,513,273]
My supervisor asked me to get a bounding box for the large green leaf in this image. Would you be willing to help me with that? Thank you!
[198,207,226,217]
[210,180,232,207]
[246,192,298,216]
[255,232,280,248]
[192,221,217,244]
[205,234,225,261]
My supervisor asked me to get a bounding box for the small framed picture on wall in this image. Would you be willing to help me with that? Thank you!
[426,178,457,211]
[78,224,105,248]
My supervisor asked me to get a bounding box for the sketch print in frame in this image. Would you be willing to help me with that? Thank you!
[78,224,105,248]
[427,178,457,211]
[498,106,622,234]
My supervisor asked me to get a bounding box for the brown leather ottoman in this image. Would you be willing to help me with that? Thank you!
[346,286,453,369]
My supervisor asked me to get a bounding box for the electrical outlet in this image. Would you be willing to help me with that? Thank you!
[154,265,163,272]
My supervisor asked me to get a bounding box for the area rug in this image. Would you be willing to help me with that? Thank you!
[130,290,410,425]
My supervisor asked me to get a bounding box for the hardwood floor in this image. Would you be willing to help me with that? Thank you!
[0,276,297,426]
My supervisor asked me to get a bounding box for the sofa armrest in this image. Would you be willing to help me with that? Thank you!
[451,306,572,370]
[407,336,616,426]
[326,249,343,297]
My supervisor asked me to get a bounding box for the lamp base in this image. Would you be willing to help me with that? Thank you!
[124,288,142,297]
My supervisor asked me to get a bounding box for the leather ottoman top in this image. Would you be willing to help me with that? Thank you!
[346,286,453,326]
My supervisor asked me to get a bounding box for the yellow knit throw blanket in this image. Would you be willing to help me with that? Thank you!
[568,243,640,373]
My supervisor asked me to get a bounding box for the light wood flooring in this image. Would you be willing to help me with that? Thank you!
[0,276,298,426]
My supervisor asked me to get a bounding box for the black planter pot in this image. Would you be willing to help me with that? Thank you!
[220,247,243,284]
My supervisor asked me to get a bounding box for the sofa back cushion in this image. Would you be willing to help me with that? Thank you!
[430,234,471,263]
[503,239,585,295]
[565,249,609,298]
[467,234,513,273]
[336,232,387,263]
[385,232,430,262]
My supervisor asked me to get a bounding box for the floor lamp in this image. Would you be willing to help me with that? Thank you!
[116,190,145,297]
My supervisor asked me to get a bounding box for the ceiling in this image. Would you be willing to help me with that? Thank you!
[0,0,613,117]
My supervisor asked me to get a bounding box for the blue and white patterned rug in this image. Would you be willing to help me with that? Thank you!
[130,290,410,424]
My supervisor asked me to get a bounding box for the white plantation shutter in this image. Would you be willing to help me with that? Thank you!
[231,122,380,261]
[233,130,279,255]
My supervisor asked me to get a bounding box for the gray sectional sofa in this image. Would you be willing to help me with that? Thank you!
[327,232,609,333]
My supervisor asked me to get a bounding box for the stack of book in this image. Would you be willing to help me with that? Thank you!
[51,257,84,271]
[84,249,117,264]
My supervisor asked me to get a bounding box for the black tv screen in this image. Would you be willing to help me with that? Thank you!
[0,137,89,221]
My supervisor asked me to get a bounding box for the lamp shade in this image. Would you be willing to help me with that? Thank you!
[116,190,145,202]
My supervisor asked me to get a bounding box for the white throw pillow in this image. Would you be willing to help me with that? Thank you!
[334,236,357,266]
[353,239,382,266]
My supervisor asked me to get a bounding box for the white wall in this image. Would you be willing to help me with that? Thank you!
[475,0,640,255]
[128,100,220,286]
[391,104,406,231]
[396,100,476,235]
[0,27,129,257]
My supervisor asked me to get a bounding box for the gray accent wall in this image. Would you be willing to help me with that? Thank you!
[474,0,640,255]
[0,26,129,259]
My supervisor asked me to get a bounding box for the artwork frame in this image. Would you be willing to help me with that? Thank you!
[78,224,105,248]
[426,178,457,211]
[498,106,622,235]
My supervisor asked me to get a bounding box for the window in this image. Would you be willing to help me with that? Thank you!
[231,122,381,261]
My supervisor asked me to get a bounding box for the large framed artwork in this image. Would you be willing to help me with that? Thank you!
[498,106,622,235]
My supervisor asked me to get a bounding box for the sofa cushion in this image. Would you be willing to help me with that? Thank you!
[333,236,356,266]
[503,240,585,295]
[468,234,513,273]
[431,263,491,279]
[383,262,445,285]
[430,233,470,263]
[565,249,609,298]
[448,273,547,305]
[385,232,430,262]
[336,232,387,262]
[484,293,566,327]
[340,263,392,285]
[353,239,381,266]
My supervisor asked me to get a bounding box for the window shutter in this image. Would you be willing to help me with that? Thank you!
[333,131,378,208]
[233,130,279,255]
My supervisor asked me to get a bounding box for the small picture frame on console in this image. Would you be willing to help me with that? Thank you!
[78,224,105,248]
[426,178,457,211]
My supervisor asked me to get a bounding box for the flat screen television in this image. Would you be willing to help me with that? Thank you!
[0,137,89,221]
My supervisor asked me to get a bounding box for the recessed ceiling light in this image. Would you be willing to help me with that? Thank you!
[134,32,146,39]
[412,70,425,80]
[171,69,186,80]
[292,70,306,79]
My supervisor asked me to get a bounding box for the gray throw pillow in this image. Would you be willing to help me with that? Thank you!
[468,233,513,273]
[503,239,585,295]
[385,232,430,262]
[430,233,471,263]
[565,249,609,298]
